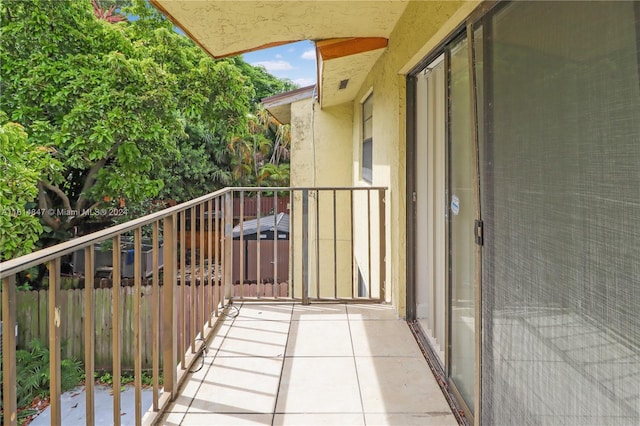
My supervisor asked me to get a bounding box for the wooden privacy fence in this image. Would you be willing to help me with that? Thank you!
[3,284,224,371]
[233,194,290,218]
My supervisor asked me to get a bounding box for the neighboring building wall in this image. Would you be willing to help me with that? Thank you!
[290,98,353,187]
[350,0,480,316]
[290,97,355,298]
[290,97,314,187]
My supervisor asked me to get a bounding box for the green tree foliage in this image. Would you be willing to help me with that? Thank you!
[0,115,62,260]
[155,124,234,202]
[0,0,295,247]
[229,57,298,105]
[121,0,269,202]
[1,0,185,238]
[228,106,291,187]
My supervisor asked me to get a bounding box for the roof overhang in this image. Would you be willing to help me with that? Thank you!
[316,37,387,108]
[150,0,410,107]
[262,85,316,124]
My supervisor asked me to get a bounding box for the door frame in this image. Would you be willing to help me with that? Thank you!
[405,21,485,426]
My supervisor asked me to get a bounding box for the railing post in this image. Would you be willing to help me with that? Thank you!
[162,214,177,399]
[379,189,387,301]
[200,201,206,330]
[239,191,244,299]
[48,257,62,425]
[302,189,310,305]
[367,189,372,298]
[214,197,220,316]
[350,190,355,299]
[2,275,17,426]
[333,190,338,299]
[133,227,142,425]
[84,246,95,426]
[111,236,121,426]
[207,200,213,325]
[224,192,233,302]
[179,211,186,369]
[151,221,160,411]
[290,190,295,299]
[315,189,320,299]
[273,191,278,298]
[190,207,196,353]
[257,191,261,297]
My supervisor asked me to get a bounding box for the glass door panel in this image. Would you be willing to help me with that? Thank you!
[448,36,476,413]
[415,55,447,364]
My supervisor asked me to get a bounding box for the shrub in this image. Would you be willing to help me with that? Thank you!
[0,339,84,423]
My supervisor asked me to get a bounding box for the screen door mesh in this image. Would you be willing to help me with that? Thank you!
[478,2,640,424]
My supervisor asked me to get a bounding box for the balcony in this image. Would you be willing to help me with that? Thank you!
[1,187,456,425]
[160,302,456,426]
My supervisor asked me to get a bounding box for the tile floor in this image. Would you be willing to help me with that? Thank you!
[160,303,457,425]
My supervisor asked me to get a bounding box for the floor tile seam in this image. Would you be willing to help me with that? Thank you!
[204,305,241,396]
[207,334,238,364]
[270,410,366,415]
[160,411,187,425]
[346,318,403,321]
[361,410,456,414]
[181,306,238,405]
[215,307,292,358]
[179,410,369,415]
[223,334,290,342]
[271,302,295,425]
[282,355,363,358]
[171,363,212,423]
[209,309,238,362]
[177,311,237,420]
[352,355,428,358]
[172,410,277,414]
[177,303,285,423]
[212,355,287,358]
[346,306,368,426]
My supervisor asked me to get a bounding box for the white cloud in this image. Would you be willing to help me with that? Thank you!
[275,54,283,59]
[251,60,293,72]
[301,49,316,60]
[293,78,316,87]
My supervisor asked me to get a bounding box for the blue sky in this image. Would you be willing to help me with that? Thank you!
[242,40,317,88]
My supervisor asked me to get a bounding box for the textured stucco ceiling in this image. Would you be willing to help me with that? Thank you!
[152,0,409,58]
[320,48,386,108]
[151,1,410,108]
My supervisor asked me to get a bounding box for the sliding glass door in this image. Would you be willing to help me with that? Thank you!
[448,35,477,415]
[411,35,479,418]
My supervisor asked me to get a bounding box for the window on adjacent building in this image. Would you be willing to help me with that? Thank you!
[362,93,373,182]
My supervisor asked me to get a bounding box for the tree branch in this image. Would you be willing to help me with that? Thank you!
[77,158,106,211]
[37,183,59,230]
[64,198,105,230]
[41,181,72,211]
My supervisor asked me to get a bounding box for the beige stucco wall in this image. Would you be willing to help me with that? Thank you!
[289,98,355,298]
[284,0,481,314]
[350,0,480,317]
[290,98,314,187]
[290,99,353,187]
